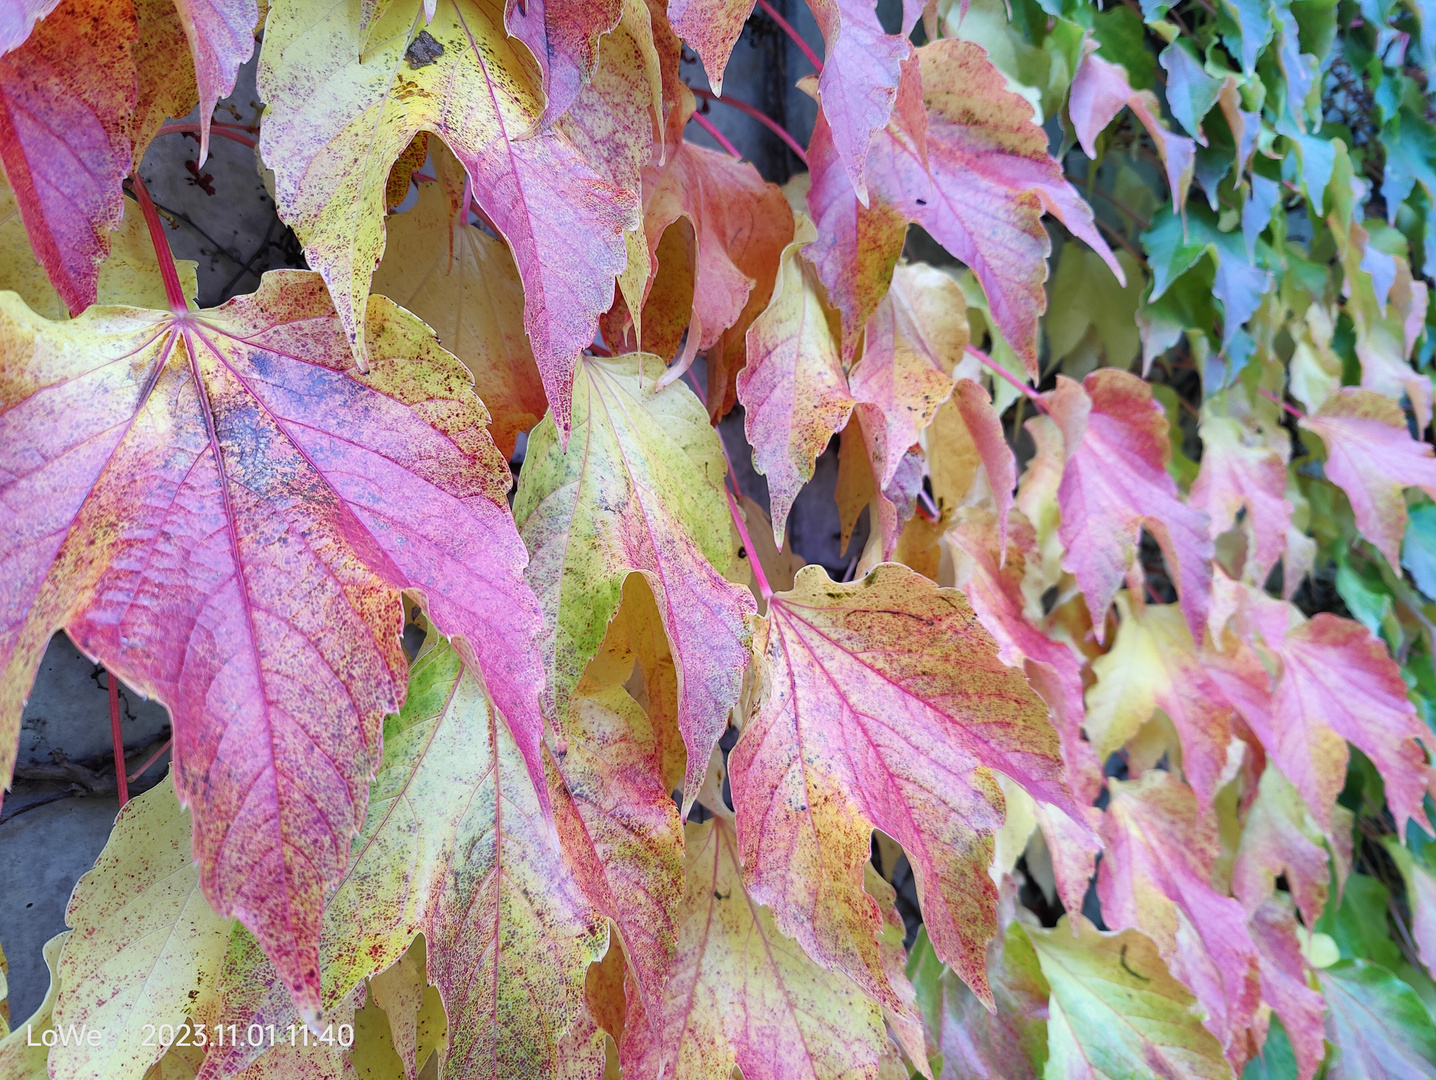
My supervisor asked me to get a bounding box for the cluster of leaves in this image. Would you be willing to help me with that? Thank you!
[1,0,1435,1073]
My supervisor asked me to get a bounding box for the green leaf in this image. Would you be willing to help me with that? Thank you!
[1318,959,1436,1079]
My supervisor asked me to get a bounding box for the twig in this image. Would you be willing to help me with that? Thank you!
[158,122,258,149]
[691,87,809,166]
[966,344,1044,407]
[688,110,743,160]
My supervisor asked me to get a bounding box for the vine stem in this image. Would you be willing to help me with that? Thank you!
[131,172,189,315]
[688,109,744,160]
[108,671,129,806]
[1259,386,1306,420]
[966,344,1044,408]
[755,0,823,73]
[691,87,809,166]
[158,122,259,149]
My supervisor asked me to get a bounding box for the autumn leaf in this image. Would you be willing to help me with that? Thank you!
[1318,959,1436,1079]
[0,0,138,314]
[619,816,893,1080]
[1233,765,1351,926]
[1385,840,1436,981]
[1301,388,1436,568]
[739,215,855,544]
[169,0,257,162]
[0,0,60,53]
[1190,415,1294,587]
[1249,900,1327,1080]
[1099,772,1261,1064]
[639,137,793,405]
[366,939,446,1080]
[728,561,1076,1011]
[0,932,67,1080]
[807,43,1121,378]
[505,0,622,124]
[257,0,635,433]
[1240,609,1436,834]
[372,158,546,459]
[0,271,544,1023]
[1069,44,1196,214]
[907,918,1049,1080]
[514,352,755,803]
[48,777,230,1080]
[547,654,686,1010]
[1028,916,1235,1080]
[1047,369,1213,643]
[947,509,1102,810]
[1085,596,1235,809]
[846,263,973,555]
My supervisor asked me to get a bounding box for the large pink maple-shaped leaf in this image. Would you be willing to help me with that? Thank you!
[1301,388,1436,568]
[728,562,1078,1012]
[807,44,1121,377]
[0,0,137,315]
[1100,772,1262,1068]
[0,272,545,1022]
[1048,369,1213,643]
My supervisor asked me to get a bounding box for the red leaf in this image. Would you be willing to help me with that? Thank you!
[807,44,1120,376]
[1048,369,1213,644]
[506,0,623,123]
[1250,899,1328,1080]
[728,562,1077,1009]
[0,0,137,314]
[1100,772,1262,1066]
[1301,387,1436,569]
[1190,416,1294,586]
[0,273,544,1020]
[171,0,257,162]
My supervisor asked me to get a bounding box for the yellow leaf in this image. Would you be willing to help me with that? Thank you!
[0,932,68,1080]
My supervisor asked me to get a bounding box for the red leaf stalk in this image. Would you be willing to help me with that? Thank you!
[131,172,189,316]
[691,88,809,166]
[965,344,1044,408]
[689,109,744,160]
[755,0,824,73]
[108,670,129,806]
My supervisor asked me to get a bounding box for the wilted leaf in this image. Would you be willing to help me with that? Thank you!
[619,817,892,1080]
[0,272,544,1022]
[1028,916,1234,1080]
[1100,773,1261,1062]
[50,776,230,1080]
[729,561,1075,1009]
[1047,369,1213,644]
[257,0,634,432]
[514,352,755,803]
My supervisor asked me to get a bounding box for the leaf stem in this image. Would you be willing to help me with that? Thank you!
[107,670,129,807]
[1259,386,1306,420]
[966,344,1044,408]
[727,488,774,600]
[691,88,809,166]
[688,109,744,160]
[158,122,259,149]
[755,0,823,73]
[127,736,173,784]
[131,173,189,315]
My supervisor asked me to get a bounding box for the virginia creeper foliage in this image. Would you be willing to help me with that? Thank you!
[1,0,1436,1076]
